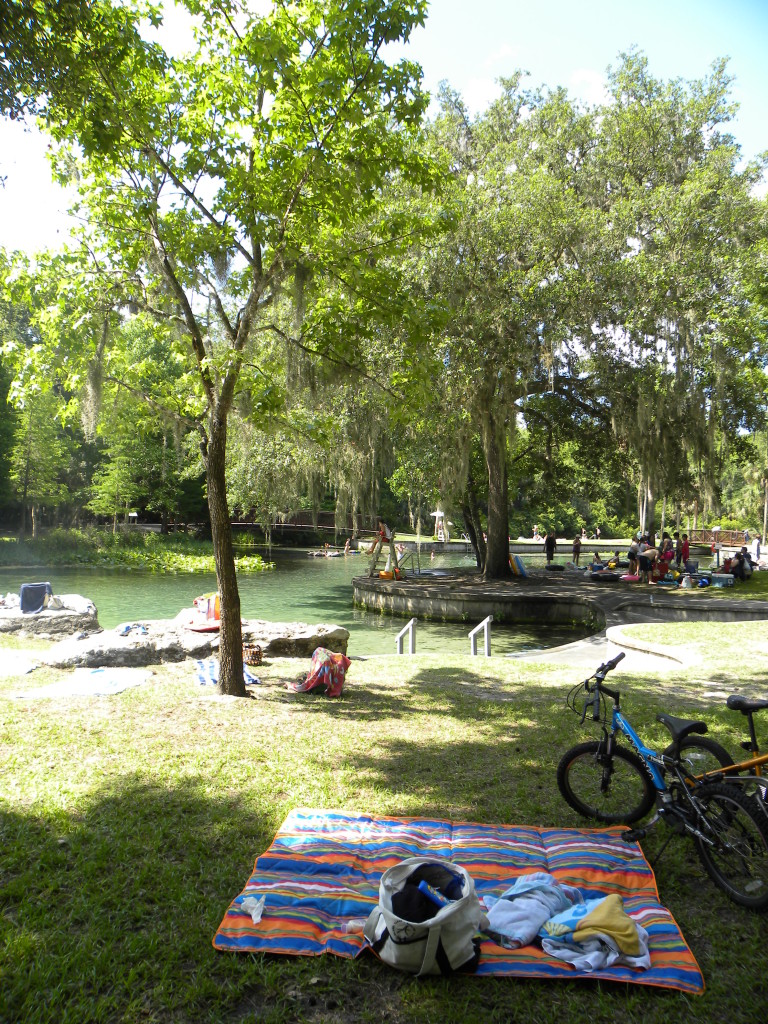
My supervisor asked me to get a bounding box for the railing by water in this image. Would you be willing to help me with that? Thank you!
[396,618,418,655]
[469,615,493,657]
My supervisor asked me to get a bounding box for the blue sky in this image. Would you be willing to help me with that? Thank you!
[388,0,768,159]
[1,0,766,254]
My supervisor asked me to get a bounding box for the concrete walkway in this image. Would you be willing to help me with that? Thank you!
[507,624,704,675]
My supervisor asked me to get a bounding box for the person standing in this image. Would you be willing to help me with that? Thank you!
[544,529,557,566]
[637,538,658,584]
[572,534,582,566]
[627,534,640,575]
[751,534,762,565]
[368,518,397,576]
[681,533,690,570]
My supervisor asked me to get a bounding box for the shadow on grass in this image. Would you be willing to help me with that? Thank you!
[0,776,278,1023]
[3,744,767,1024]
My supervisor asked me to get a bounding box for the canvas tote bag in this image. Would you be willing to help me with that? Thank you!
[363,856,487,976]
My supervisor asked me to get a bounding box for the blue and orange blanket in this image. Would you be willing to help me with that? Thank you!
[213,808,703,994]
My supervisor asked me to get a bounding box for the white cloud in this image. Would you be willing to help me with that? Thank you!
[567,68,610,107]
[461,76,504,116]
[483,43,521,70]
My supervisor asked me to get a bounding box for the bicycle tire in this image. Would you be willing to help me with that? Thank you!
[663,736,735,779]
[694,782,768,912]
[557,741,656,824]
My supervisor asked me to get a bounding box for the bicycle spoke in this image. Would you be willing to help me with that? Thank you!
[695,784,768,912]
[557,742,655,824]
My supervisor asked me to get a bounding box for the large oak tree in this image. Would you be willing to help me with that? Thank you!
[4,0,430,693]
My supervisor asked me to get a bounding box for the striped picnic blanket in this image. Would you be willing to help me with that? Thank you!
[213,808,703,994]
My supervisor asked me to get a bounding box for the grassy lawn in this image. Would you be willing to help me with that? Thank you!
[2,625,768,1024]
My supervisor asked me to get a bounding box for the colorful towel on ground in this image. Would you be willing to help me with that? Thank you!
[194,658,260,686]
[213,809,704,994]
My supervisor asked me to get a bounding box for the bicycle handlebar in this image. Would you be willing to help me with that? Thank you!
[583,651,625,720]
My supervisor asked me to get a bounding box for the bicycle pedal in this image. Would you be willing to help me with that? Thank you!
[622,828,646,842]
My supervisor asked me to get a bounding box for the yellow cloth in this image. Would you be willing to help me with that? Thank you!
[572,894,641,956]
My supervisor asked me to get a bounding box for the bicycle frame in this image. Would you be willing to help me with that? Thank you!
[562,658,768,910]
[608,708,667,791]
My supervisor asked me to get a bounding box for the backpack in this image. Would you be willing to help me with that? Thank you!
[363,857,487,976]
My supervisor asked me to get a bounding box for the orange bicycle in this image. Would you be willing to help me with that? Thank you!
[680,695,768,810]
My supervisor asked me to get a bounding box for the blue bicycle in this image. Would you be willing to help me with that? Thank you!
[557,652,768,911]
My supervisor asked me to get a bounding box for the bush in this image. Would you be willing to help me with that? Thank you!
[0,528,273,573]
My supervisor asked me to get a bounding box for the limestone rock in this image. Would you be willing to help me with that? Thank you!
[242,620,349,658]
[0,592,99,636]
[43,617,349,668]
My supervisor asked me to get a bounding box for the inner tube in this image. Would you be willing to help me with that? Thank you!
[590,571,620,582]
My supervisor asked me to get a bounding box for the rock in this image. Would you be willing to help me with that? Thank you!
[242,620,349,659]
[0,592,99,636]
[43,618,349,668]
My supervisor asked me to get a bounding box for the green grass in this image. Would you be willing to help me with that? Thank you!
[2,626,768,1024]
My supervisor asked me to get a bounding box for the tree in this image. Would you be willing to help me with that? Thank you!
[14,0,430,694]
[10,387,75,537]
[0,297,22,514]
[588,53,768,532]
[419,80,603,576]
[0,0,163,152]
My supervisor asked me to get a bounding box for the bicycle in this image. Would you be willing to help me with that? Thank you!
[556,652,768,911]
[681,694,768,811]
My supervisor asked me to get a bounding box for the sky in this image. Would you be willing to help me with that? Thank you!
[1,0,766,255]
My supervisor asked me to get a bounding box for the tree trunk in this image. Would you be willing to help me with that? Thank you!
[638,482,645,534]
[19,446,30,540]
[206,416,245,697]
[645,484,655,543]
[481,408,511,580]
[462,480,486,571]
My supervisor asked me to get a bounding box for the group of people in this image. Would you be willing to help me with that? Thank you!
[625,530,763,584]
[625,531,692,584]
[722,545,760,580]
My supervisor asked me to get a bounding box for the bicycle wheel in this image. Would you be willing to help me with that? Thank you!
[557,741,656,824]
[664,736,735,779]
[694,782,768,912]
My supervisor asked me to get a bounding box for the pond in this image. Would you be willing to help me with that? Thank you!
[0,548,592,657]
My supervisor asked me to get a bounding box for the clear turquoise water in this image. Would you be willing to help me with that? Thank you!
[0,549,589,656]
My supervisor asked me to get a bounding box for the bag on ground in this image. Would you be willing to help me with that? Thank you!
[363,857,487,976]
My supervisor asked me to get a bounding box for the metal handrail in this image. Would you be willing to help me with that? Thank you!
[396,617,418,655]
[469,615,493,656]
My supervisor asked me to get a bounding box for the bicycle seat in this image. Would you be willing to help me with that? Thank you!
[656,713,707,741]
[726,695,768,714]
